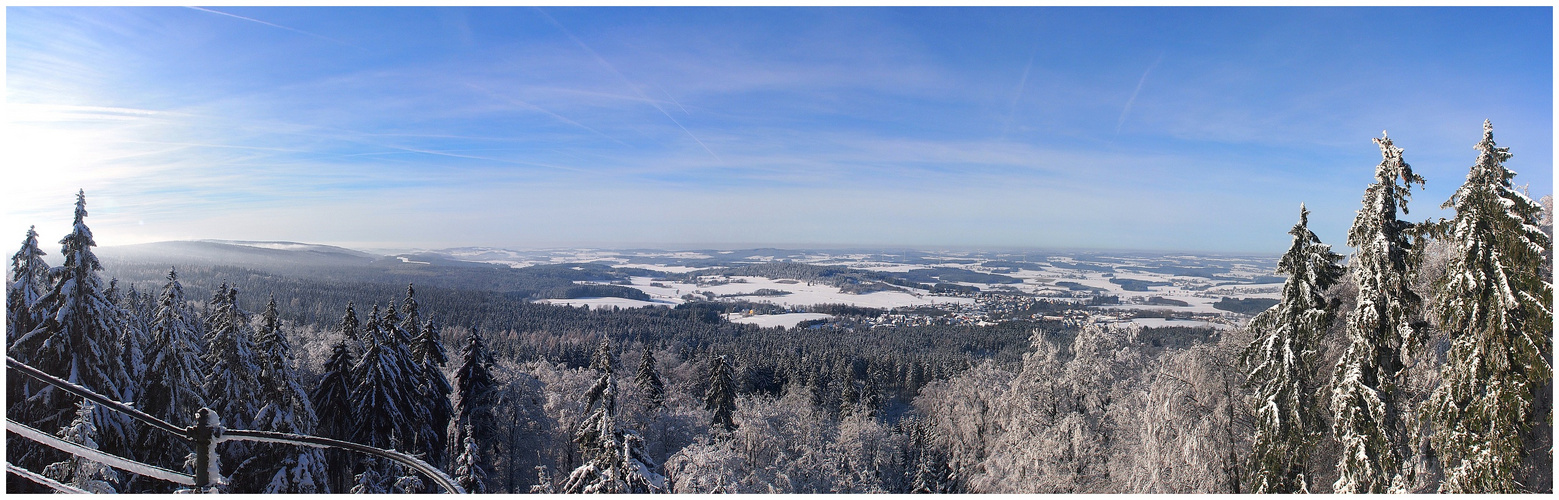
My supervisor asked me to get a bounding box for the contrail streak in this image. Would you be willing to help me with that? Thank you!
[1000,49,1038,141]
[535,8,722,163]
[1115,53,1164,135]
[466,84,632,147]
[384,144,588,173]
[655,84,691,115]
[185,7,355,47]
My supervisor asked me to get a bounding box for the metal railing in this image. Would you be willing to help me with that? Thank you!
[6,355,464,493]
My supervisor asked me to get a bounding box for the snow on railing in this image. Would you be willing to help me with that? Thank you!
[219,429,463,493]
[6,418,196,485]
[6,355,465,494]
[7,461,90,494]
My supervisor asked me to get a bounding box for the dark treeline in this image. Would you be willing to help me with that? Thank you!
[97,259,1045,415]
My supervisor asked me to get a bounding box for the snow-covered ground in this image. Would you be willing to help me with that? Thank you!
[623,276,976,309]
[425,247,1281,315]
[535,297,672,309]
[725,312,833,328]
[612,264,710,274]
[1125,317,1233,330]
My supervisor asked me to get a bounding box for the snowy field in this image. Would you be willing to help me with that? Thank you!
[535,297,673,309]
[612,264,709,274]
[623,276,977,309]
[426,247,1281,314]
[725,312,833,328]
[1126,317,1234,330]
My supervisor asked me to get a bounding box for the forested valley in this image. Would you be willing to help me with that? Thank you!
[5,123,1553,493]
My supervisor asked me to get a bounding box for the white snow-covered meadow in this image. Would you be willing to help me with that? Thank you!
[724,312,834,328]
[422,247,1282,319]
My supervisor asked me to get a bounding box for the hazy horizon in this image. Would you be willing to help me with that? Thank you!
[87,237,1284,259]
[6,7,1552,254]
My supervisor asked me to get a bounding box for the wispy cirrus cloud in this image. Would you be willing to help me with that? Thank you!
[535,8,723,164]
[4,7,1549,252]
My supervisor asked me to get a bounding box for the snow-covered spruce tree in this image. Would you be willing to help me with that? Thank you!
[10,191,133,466]
[338,301,361,349]
[313,313,363,492]
[1243,204,1345,493]
[309,335,357,494]
[202,284,260,427]
[107,279,149,406]
[106,281,150,487]
[1424,120,1553,493]
[135,268,208,481]
[408,287,453,468]
[203,285,262,477]
[42,402,121,494]
[561,339,667,493]
[7,225,50,347]
[311,307,364,491]
[705,355,737,432]
[236,294,326,493]
[384,301,412,346]
[449,327,497,464]
[349,305,415,450]
[399,284,421,341]
[203,283,228,339]
[453,427,488,493]
[381,300,442,469]
[7,225,51,444]
[349,305,424,489]
[1330,132,1426,493]
[635,346,666,412]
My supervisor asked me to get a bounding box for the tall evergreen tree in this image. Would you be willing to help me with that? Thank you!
[705,355,737,432]
[339,301,361,348]
[10,190,133,467]
[1330,132,1425,493]
[310,336,357,494]
[135,268,208,483]
[1243,205,1345,493]
[239,295,327,493]
[7,225,49,347]
[407,284,453,468]
[635,346,666,411]
[449,328,496,464]
[107,279,149,405]
[202,285,261,430]
[1425,121,1553,493]
[107,280,154,489]
[7,225,51,448]
[378,300,440,467]
[399,284,422,343]
[561,339,666,493]
[203,285,262,480]
[349,305,419,450]
[383,301,411,346]
[252,295,315,436]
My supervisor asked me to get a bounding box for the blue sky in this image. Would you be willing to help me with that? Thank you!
[5,7,1552,253]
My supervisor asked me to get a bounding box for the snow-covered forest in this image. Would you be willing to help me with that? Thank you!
[5,123,1553,493]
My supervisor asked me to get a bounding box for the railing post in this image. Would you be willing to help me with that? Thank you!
[190,408,222,492]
